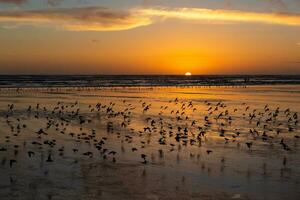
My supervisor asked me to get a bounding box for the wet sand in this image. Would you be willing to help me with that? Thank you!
[0,85,299,200]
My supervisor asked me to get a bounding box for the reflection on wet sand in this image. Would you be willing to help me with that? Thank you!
[0,86,299,200]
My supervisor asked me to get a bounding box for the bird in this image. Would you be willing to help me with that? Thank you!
[206,150,213,155]
[46,154,53,162]
[131,148,138,152]
[28,151,35,157]
[9,159,17,168]
[141,154,147,164]
[246,142,253,150]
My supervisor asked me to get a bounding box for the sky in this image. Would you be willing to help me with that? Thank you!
[0,0,300,75]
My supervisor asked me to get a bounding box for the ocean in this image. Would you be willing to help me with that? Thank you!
[0,75,299,88]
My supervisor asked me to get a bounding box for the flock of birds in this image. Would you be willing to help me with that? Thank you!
[0,95,299,179]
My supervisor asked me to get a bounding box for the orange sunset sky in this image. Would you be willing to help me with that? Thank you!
[0,0,300,74]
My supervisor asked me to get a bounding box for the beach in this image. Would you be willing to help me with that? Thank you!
[0,85,299,200]
[1,0,300,198]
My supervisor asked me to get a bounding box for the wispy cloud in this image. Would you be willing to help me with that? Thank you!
[0,7,152,31]
[138,7,300,26]
[0,6,300,31]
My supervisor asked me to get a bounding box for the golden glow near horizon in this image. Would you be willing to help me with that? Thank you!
[185,72,192,76]
[0,1,299,74]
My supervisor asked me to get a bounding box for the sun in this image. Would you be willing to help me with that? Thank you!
[185,72,192,76]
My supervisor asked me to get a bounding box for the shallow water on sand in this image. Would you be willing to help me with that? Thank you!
[0,86,299,200]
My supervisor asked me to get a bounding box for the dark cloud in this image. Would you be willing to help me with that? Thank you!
[287,61,300,64]
[267,0,288,10]
[0,0,26,4]
[0,0,64,6]
[91,39,99,43]
[47,0,63,6]
[224,0,233,9]
[0,6,152,31]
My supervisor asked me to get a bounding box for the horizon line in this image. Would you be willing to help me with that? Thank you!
[0,74,299,76]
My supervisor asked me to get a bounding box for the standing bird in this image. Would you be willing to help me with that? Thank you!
[141,154,147,164]
[246,142,253,150]
[10,159,17,168]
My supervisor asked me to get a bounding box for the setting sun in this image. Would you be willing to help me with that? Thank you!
[185,72,192,76]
